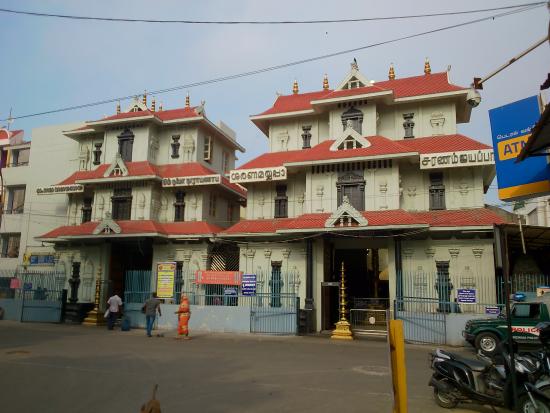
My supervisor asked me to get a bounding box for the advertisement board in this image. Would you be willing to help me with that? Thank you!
[489,95,550,201]
[156,262,176,299]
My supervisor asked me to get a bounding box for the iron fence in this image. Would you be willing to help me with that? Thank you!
[350,308,392,336]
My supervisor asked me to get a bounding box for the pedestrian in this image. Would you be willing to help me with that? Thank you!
[106,291,123,330]
[175,293,191,340]
[142,292,162,337]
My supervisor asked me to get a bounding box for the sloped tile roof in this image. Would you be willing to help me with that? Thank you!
[236,134,491,170]
[222,208,505,235]
[255,72,466,116]
[38,220,224,240]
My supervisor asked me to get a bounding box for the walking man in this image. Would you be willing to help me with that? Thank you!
[106,291,123,330]
[143,292,162,337]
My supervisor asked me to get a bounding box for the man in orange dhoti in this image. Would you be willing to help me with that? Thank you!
[175,294,191,339]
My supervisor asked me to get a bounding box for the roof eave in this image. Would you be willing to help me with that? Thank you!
[284,152,418,168]
[310,90,393,106]
[76,175,160,184]
[393,89,468,103]
[86,115,158,127]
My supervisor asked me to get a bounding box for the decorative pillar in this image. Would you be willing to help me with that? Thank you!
[305,239,314,310]
[402,248,414,297]
[68,262,81,304]
[331,262,353,340]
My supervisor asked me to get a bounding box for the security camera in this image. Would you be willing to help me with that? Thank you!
[466,88,482,107]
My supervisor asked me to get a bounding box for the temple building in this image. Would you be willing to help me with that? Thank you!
[223,60,506,332]
[37,95,245,300]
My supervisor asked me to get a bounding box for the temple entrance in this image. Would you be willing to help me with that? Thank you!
[109,240,153,297]
[322,243,390,332]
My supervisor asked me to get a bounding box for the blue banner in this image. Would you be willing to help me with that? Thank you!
[489,95,550,200]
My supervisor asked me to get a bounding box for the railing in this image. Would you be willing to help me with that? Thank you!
[350,308,392,336]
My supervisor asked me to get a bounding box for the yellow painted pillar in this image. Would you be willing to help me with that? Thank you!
[389,319,407,413]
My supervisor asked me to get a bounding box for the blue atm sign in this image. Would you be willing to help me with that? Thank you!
[489,96,550,201]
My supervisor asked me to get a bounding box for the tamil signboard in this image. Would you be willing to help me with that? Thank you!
[195,270,242,286]
[241,274,257,296]
[489,95,550,201]
[229,166,287,183]
[457,288,477,304]
[156,262,176,299]
[36,184,84,195]
[29,255,55,265]
[420,149,494,170]
[162,174,221,187]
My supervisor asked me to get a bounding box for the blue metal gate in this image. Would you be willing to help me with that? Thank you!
[21,289,64,323]
[394,298,446,344]
[250,294,298,335]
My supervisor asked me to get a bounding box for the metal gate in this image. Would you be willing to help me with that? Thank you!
[394,298,446,344]
[250,294,298,335]
[350,308,392,337]
[21,289,65,323]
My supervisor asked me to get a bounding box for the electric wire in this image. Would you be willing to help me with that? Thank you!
[0,4,542,123]
[0,3,543,25]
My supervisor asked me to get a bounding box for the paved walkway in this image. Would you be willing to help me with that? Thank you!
[0,321,505,413]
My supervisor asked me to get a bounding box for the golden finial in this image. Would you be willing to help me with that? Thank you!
[151,98,156,112]
[424,57,431,75]
[142,91,147,106]
[323,74,329,90]
[292,79,299,94]
[388,63,395,80]
[159,102,163,111]
[185,92,190,108]
[116,102,121,114]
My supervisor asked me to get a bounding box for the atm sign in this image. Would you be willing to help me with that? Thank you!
[497,134,530,161]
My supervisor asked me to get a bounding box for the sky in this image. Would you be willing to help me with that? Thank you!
[0,0,549,207]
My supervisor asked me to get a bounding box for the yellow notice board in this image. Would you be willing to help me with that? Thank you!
[156,262,176,299]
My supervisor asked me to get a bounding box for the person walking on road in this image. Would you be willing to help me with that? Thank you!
[143,292,162,337]
[106,292,123,330]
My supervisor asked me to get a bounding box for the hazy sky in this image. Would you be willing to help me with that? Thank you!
[0,1,548,206]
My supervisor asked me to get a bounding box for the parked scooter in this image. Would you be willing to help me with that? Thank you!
[429,340,541,410]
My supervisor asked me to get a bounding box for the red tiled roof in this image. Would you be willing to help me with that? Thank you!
[91,107,201,123]
[222,208,505,235]
[237,134,491,170]
[57,161,246,197]
[399,134,492,154]
[256,90,332,116]
[255,72,466,117]
[39,220,223,240]
[374,72,465,99]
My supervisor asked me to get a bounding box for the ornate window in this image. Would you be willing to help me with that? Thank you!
[301,125,312,149]
[227,202,234,222]
[171,135,180,159]
[341,107,363,134]
[403,113,415,139]
[222,151,230,173]
[81,197,93,223]
[204,136,213,162]
[429,172,446,210]
[111,188,132,220]
[174,191,185,222]
[117,128,134,162]
[336,172,365,210]
[270,261,283,308]
[93,143,102,165]
[274,185,288,218]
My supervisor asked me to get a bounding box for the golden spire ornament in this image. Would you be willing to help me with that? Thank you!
[323,74,329,90]
[116,102,121,114]
[142,91,147,106]
[331,262,354,340]
[388,63,395,80]
[151,98,156,112]
[185,92,190,108]
[424,58,431,75]
[292,79,299,94]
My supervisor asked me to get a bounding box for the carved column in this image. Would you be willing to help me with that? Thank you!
[68,262,81,304]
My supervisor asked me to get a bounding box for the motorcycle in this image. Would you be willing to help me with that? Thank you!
[429,340,541,410]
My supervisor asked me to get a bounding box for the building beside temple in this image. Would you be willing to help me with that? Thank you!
[37,95,245,301]
[0,126,78,272]
[223,60,506,332]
